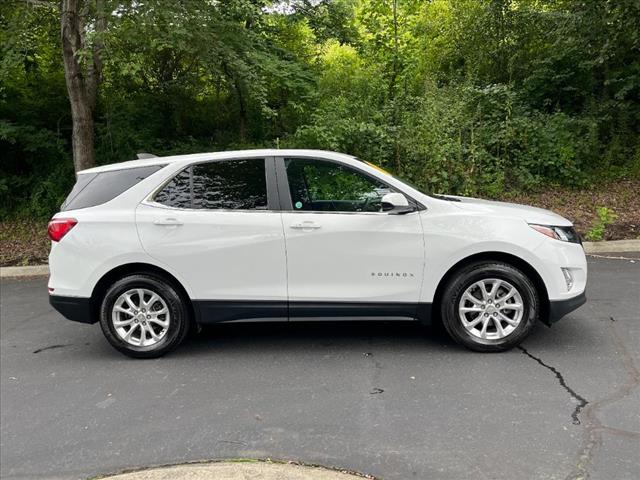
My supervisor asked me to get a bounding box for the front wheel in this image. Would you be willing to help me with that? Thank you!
[440,261,539,352]
[99,274,190,358]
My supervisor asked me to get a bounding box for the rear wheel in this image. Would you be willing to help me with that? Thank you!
[440,261,539,352]
[99,274,190,358]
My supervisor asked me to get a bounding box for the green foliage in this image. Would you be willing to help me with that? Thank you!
[1,0,639,219]
[585,207,618,242]
[0,120,73,218]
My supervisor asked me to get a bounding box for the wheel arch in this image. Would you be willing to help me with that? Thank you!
[90,263,195,324]
[431,251,549,325]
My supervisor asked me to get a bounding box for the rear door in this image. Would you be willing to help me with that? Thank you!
[277,157,425,319]
[136,157,288,322]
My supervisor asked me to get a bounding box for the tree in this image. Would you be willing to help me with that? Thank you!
[1,0,639,219]
[60,0,107,172]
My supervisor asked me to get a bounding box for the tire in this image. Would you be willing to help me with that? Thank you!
[440,261,539,352]
[99,274,190,358]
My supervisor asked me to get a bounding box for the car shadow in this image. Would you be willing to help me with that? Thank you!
[167,311,598,360]
[171,320,460,358]
[72,313,595,361]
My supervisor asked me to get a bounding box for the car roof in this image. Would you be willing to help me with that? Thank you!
[78,149,357,174]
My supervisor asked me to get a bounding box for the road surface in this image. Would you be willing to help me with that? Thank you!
[1,254,638,479]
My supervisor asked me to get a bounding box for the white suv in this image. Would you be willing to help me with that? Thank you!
[48,149,587,358]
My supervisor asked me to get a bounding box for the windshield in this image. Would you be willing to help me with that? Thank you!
[361,160,429,195]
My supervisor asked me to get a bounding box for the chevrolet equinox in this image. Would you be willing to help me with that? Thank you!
[48,149,587,357]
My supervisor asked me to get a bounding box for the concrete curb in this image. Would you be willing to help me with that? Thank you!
[1,265,49,278]
[581,239,640,253]
[1,239,639,278]
[97,461,372,480]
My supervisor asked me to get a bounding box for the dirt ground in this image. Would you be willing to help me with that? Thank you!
[501,178,639,241]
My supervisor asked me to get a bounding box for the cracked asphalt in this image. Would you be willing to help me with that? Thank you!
[1,254,639,480]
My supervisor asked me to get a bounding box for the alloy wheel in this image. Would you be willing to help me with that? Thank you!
[111,288,170,347]
[458,278,524,340]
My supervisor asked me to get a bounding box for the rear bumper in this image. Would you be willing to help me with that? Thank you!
[546,291,586,325]
[49,295,96,324]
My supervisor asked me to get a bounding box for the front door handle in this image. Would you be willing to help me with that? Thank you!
[290,221,321,230]
[153,218,183,227]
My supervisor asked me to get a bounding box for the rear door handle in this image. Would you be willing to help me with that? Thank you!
[153,218,183,227]
[290,221,321,230]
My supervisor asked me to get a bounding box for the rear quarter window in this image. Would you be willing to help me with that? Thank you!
[62,165,164,211]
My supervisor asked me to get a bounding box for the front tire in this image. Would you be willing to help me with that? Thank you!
[99,274,190,358]
[440,261,539,352]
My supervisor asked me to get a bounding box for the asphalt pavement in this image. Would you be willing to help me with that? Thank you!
[1,254,639,480]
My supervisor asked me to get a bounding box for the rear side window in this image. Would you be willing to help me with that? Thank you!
[62,165,164,211]
[154,159,268,210]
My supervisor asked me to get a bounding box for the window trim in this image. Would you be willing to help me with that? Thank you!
[274,156,425,215]
[145,156,279,213]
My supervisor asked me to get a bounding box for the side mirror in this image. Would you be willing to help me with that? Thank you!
[381,192,414,215]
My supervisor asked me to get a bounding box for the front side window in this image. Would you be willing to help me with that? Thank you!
[285,158,392,213]
[154,158,268,210]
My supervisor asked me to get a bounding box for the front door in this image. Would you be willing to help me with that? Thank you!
[277,157,425,319]
[136,157,288,322]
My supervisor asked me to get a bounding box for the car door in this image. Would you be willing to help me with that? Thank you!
[136,157,288,322]
[277,156,425,319]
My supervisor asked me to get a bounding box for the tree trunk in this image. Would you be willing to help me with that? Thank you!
[391,0,401,172]
[221,62,248,143]
[69,100,95,172]
[236,83,248,143]
[60,0,105,173]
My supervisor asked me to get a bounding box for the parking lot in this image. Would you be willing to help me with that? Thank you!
[1,254,638,480]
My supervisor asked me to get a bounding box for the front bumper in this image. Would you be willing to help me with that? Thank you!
[49,295,96,324]
[546,291,587,325]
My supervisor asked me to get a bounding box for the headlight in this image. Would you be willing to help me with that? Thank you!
[529,224,581,244]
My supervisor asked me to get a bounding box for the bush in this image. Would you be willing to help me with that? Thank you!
[0,121,73,220]
[585,207,618,241]
[294,80,603,197]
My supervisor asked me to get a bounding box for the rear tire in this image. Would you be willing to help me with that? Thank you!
[99,274,190,358]
[440,261,539,352]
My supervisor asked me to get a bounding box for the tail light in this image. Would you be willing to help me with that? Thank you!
[48,218,77,242]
